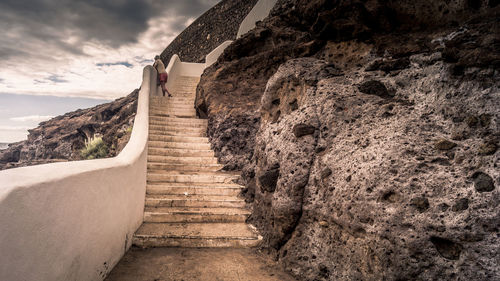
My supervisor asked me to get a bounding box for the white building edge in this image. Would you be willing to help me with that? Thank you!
[0,1,277,280]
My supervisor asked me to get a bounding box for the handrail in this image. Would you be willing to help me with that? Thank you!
[0,66,155,281]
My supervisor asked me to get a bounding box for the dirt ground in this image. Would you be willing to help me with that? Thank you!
[105,247,297,281]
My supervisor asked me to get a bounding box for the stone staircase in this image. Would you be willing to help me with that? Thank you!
[132,76,261,248]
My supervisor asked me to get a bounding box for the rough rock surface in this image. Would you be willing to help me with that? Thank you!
[196,0,500,280]
[160,0,258,63]
[0,90,138,170]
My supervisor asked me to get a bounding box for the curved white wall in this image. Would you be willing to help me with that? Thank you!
[0,66,155,281]
[153,54,207,97]
[237,0,278,38]
[205,40,233,67]
[0,1,284,280]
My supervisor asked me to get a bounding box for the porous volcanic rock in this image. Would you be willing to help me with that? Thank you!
[196,0,500,280]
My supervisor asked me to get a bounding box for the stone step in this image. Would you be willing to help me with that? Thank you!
[148,122,206,129]
[170,84,197,88]
[149,108,195,114]
[148,163,223,172]
[151,97,195,103]
[148,135,209,143]
[170,85,197,89]
[149,129,205,137]
[163,89,195,93]
[150,112,196,118]
[148,141,211,150]
[149,125,206,133]
[147,172,238,184]
[148,163,222,172]
[151,100,194,105]
[143,207,250,223]
[148,121,207,128]
[153,93,195,98]
[149,124,205,131]
[145,194,245,208]
[149,100,195,105]
[132,223,261,248]
[171,89,197,92]
[149,116,206,123]
[148,148,214,157]
[147,182,243,188]
[165,94,195,99]
[171,81,197,84]
[150,109,197,116]
[152,92,194,97]
[150,105,195,111]
[146,183,242,196]
[149,119,206,128]
[147,155,218,165]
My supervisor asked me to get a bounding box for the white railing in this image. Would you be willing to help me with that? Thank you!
[237,0,278,39]
[205,40,233,67]
[0,66,156,281]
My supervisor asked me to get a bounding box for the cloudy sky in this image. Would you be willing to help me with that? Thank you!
[0,0,218,143]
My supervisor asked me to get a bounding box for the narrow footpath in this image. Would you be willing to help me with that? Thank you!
[106,75,296,280]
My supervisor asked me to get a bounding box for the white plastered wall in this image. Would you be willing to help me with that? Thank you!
[205,40,233,67]
[0,0,282,279]
[0,66,155,281]
[237,0,279,38]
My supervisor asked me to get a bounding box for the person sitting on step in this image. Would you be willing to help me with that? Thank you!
[153,55,172,97]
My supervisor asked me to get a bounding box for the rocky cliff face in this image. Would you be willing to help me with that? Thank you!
[196,0,499,280]
[160,0,258,63]
[0,90,138,170]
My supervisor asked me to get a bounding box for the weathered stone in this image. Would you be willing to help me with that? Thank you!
[195,1,500,280]
[452,198,469,212]
[439,203,450,212]
[434,139,457,150]
[366,58,410,72]
[258,166,280,193]
[410,197,430,213]
[472,172,495,192]
[357,80,393,98]
[478,142,497,155]
[479,114,491,127]
[293,124,316,138]
[430,237,463,260]
[465,116,479,127]
[320,168,332,179]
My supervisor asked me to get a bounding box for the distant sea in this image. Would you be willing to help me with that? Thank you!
[0,143,9,150]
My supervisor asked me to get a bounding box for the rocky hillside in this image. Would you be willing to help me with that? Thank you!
[195,0,499,280]
[0,91,138,170]
[0,0,254,170]
[160,0,258,63]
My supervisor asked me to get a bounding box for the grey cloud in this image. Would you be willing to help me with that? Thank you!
[47,75,69,83]
[96,61,133,68]
[0,0,218,61]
